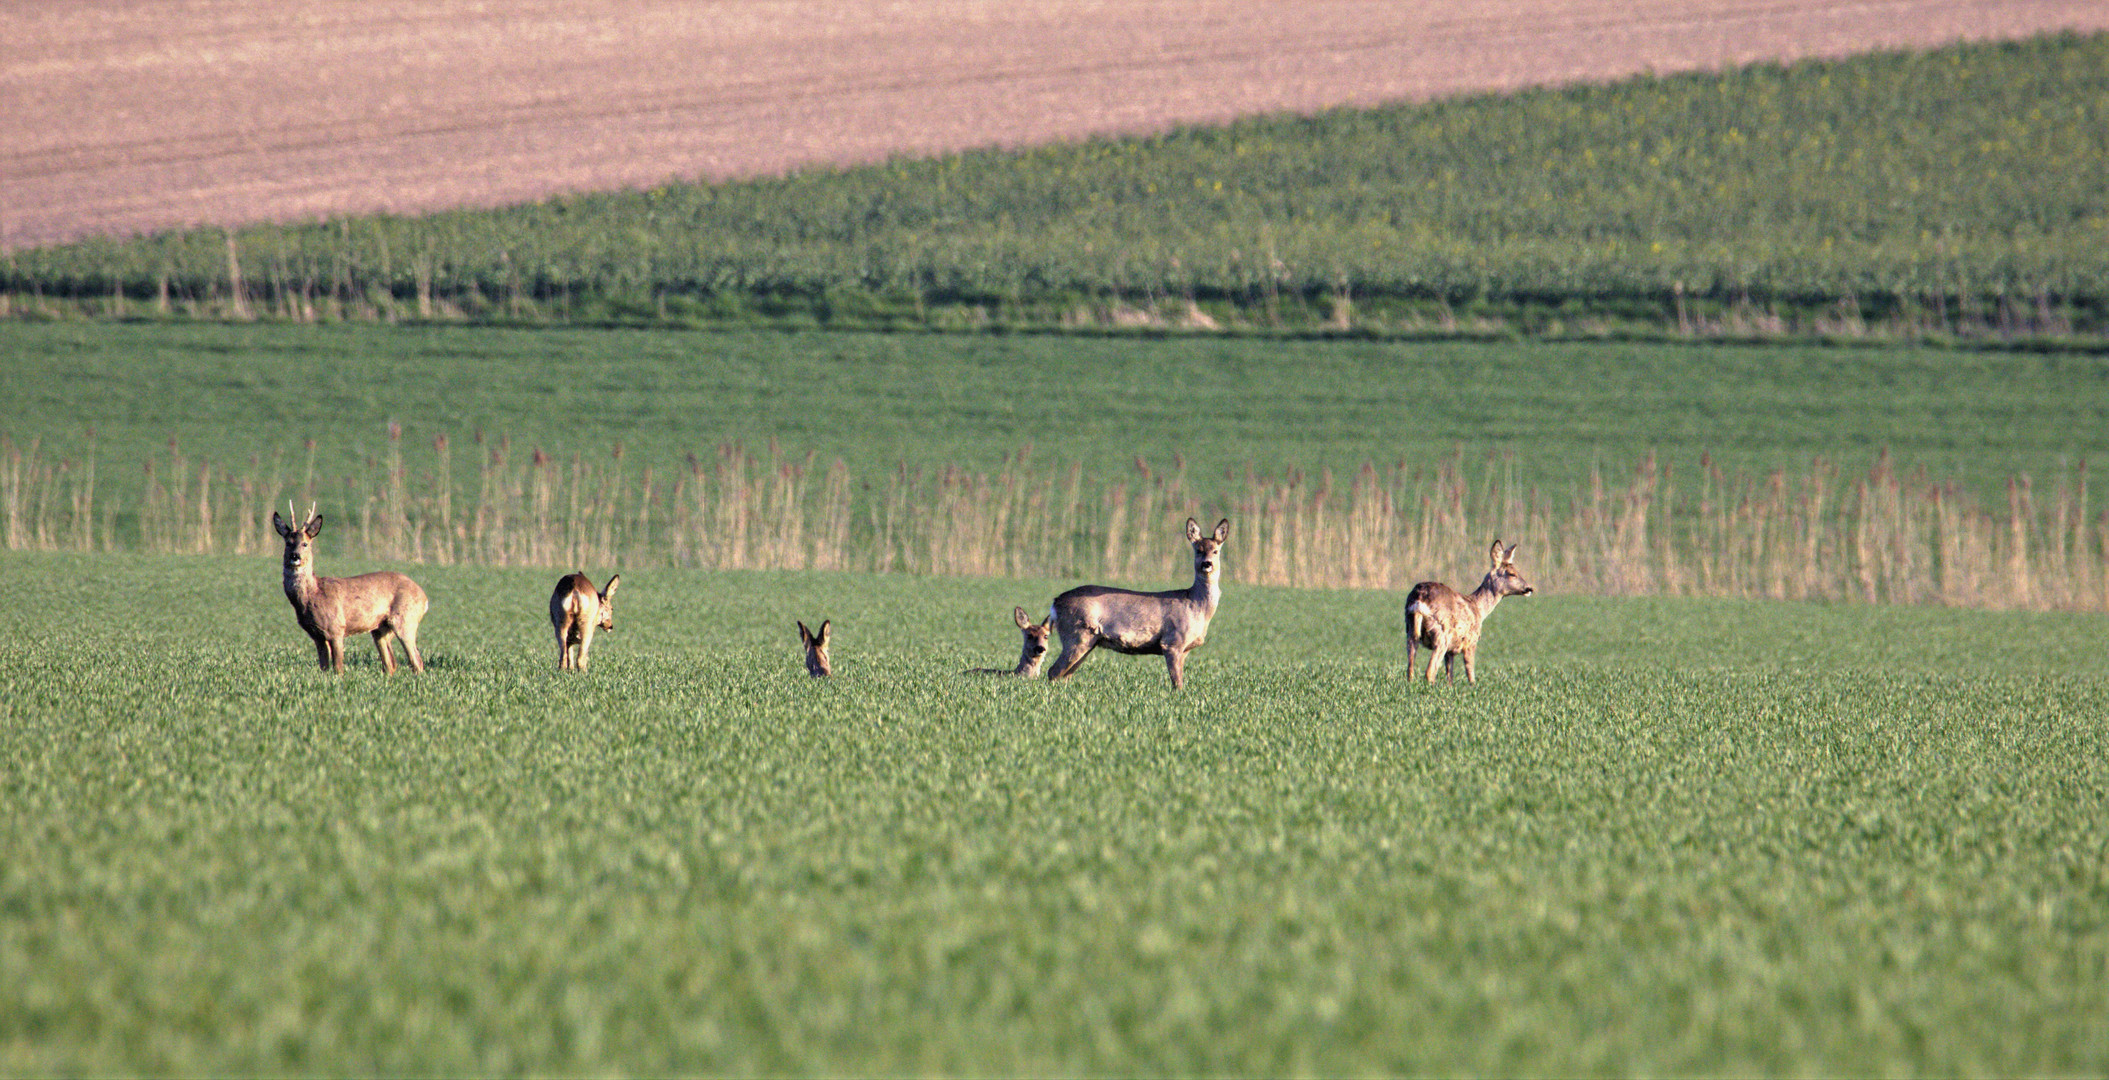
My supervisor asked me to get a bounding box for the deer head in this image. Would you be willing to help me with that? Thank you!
[271,501,322,571]
[1188,517,1230,581]
[1486,540,1535,598]
[798,619,832,677]
[1013,605,1052,668]
[596,574,621,631]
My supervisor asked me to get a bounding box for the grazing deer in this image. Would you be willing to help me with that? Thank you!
[1047,517,1230,689]
[1404,540,1534,684]
[798,619,832,677]
[270,503,429,673]
[550,572,620,671]
[967,606,1054,676]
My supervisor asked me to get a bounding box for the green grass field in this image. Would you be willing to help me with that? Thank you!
[4,320,2107,1072]
[7,321,2106,504]
[3,550,2106,1074]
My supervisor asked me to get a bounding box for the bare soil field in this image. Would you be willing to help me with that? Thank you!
[4,0,2104,249]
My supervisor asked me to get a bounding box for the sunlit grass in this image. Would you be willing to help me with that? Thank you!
[4,551,2105,1074]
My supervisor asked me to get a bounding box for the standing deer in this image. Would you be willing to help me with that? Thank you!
[550,571,620,671]
[271,503,429,673]
[798,619,832,677]
[966,606,1053,676]
[1403,540,1534,684]
[1047,517,1230,689]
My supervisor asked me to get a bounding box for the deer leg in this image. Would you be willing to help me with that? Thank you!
[1047,635,1096,681]
[313,635,332,671]
[396,620,424,673]
[325,636,346,673]
[1462,647,1477,685]
[555,626,571,670]
[373,629,398,674]
[1424,637,1445,683]
[1164,648,1187,690]
[1404,631,1419,681]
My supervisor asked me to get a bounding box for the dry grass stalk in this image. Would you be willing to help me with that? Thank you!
[1,432,2102,611]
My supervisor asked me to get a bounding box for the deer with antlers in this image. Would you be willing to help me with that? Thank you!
[270,502,429,673]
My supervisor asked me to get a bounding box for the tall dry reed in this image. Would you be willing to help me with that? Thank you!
[2,431,2101,611]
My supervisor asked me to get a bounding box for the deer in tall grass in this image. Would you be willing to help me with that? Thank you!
[798,619,832,677]
[966,606,1053,676]
[1047,517,1229,689]
[551,572,620,671]
[1404,540,1534,684]
[271,503,429,673]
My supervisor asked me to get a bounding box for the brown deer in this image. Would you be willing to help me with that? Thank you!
[550,572,620,671]
[966,606,1053,676]
[1047,517,1230,689]
[1403,540,1534,684]
[798,619,832,677]
[270,503,429,673]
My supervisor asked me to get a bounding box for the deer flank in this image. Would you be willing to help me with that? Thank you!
[1047,517,1229,689]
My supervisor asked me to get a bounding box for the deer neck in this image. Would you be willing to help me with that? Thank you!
[283,552,319,605]
[1189,565,1222,617]
[1466,575,1508,622]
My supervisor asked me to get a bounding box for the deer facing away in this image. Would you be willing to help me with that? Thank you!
[798,619,832,677]
[1404,540,1534,684]
[967,606,1053,676]
[1047,517,1229,689]
[271,505,429,673]
[551,572,620,671]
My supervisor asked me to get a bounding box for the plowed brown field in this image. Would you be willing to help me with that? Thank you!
[4,0,2104,249]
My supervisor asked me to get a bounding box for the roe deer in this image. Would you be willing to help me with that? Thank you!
[798,619,832,677]
[1047,517,1229,689]
[271,503,429,673]
[551,571,620,671]
[1404,540,1534,684]
[966,606,1053,676]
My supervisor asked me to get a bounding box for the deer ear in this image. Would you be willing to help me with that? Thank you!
[271,511,289,536]
[1185,518,1202,542]
[1488,539,1504,566]
[602,575,620,597]
[1213,518,1230,543]
[1503,543,1519,563]
[797,620,812,645]
[306,515,325,538]
[816,620,831,644]
[1014,606,1031,629]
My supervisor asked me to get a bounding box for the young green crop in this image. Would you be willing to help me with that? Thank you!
[3,551,2106,1074]
[5,321,2104,505]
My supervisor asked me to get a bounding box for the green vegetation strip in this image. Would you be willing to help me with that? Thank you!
[6,322,2104,499]
[3,552,2105,1074]
[7,33,2106,339]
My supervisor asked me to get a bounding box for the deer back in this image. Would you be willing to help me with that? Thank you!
[1404,580,1478,649]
